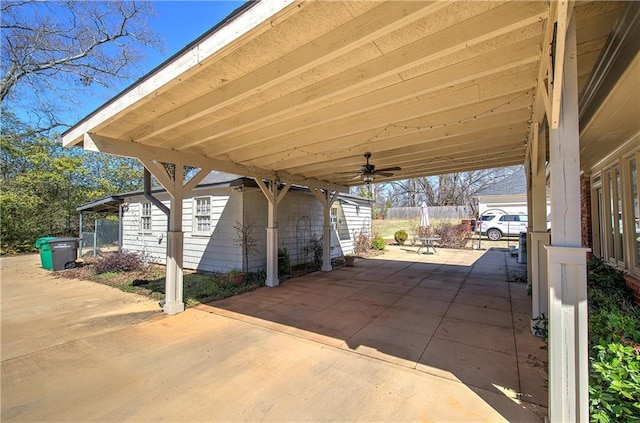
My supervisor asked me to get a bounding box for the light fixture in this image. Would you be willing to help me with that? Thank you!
[361,172,375,183]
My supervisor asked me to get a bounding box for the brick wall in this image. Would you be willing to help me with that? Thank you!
[580,175,593,250]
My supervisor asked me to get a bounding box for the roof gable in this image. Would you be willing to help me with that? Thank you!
[476,168,526,196]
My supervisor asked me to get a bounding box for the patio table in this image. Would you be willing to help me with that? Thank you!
[417,237,440,254]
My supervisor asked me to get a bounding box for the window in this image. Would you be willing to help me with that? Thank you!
[330,207,338,230]
[616,167,624,262]
[592,144,639,276]
[630,157,639,269]
[498,215,527,222]
[602,165,626,265]
[140,202,152,233]
[193,197,211,235]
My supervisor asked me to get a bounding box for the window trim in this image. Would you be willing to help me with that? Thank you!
[624,153,639,275]
[593,147,640,277]
[140,202,152,234]
[192,196,212,236]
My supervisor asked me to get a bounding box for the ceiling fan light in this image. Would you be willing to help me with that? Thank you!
[361,172,374,183]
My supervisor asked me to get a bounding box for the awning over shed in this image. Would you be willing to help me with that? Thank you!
[76,196,124,214]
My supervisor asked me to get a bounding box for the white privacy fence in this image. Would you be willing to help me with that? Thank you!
[386,206,473,220]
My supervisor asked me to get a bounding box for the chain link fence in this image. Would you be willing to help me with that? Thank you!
[80,217,120,257]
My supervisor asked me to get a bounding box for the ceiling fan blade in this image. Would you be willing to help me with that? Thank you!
[376,166,401,172]
[376,172,395,177]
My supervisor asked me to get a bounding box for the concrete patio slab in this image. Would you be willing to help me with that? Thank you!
[370,306,442,336]
[454,291,513,311]
[433,317,517,353]
[0,254,161,362]
[446,302,514,329]
[1,247,548,422]
[417,338,520,395]
[341,322,432,367]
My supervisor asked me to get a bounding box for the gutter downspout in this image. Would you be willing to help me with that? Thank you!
[118,203,124,252]
[144,168,170,226]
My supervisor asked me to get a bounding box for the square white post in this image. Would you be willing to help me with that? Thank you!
[163,167,185,315]
[530,122,551,328]
[256,180,290,287]
[546,6,590,422]
[164,193,185,315]
[312,189,338,272]
[140,161,209,315]
[545,246,590,421]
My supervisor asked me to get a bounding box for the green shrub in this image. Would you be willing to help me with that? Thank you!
[394,229,408,245]
[587,257,640,422]
[370,234,385,250]
[278,248,291,275]
[94,251,147,274]
[589,342,640,422]
[532,313,548,341]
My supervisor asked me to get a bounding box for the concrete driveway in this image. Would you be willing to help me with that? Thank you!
[1,249,547,422]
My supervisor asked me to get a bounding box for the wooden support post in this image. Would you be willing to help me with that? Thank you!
[139,161,210,315]
[312,189,338,272]
[546,7,590,422]
[256,179,291,287]
[525,158,533,287]
[530,122,551,329]
[164,166,184,315]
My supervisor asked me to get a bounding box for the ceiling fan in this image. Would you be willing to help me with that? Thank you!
[352,152,401,183]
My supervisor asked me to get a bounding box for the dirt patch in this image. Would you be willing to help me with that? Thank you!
[57,258,166,299]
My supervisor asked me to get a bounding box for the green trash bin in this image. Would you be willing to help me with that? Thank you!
[35,236,56,270]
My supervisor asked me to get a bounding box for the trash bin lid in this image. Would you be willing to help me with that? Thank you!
[48,237,79,248]
[35,236,56,248]
[51,237,79,242]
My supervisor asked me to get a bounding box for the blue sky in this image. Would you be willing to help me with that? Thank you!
[147,1,244,69]
[79,1,245,121]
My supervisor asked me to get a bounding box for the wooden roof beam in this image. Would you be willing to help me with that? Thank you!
[256,107,531,172]
[126,1,450,143]
[173,2,547,151]
[302,132,526,179]
[235,91,534,167]
[82,133,347,193]
[222,66,537,162]
[61,0,298,147]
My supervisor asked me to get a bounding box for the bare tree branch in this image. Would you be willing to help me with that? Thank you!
[383,166,521,215]
[1,0,162,136]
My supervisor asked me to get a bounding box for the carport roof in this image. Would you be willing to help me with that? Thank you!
[61,1,626,190]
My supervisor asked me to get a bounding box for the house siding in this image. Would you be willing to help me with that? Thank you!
[122,189,244,272]
[120,183,371,273]
[336,200,371,255]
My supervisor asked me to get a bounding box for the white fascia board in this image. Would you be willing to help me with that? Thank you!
[61,0,296,148]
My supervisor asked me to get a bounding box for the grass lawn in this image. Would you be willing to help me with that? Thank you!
[372,218,522,250]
